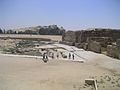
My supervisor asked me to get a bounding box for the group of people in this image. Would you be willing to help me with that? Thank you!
[51,52,59,59]
[42,52,75,63]
[42,52,59,63]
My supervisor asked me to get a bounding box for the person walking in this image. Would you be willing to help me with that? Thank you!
[45,53,48,60]
[69,53,71,59]
[57,52,59,59]
[52,53,54,59]
[72,53,74,60]
[43,53,45,60]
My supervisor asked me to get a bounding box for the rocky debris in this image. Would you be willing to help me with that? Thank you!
[89,74,120,90]
[1,39,69,59]
[78,74,120,90]
[1,40,45,56]
[0,39,19,53]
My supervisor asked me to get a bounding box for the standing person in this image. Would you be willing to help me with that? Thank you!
[69,53,71,59]
[57,52,59,59]
[43,53,45,60]
[52,53,54,59]
[72,53,74,60]
[45,53,48,61]
[43,53,48,63]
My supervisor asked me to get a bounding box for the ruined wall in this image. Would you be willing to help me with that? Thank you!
[62,31,76,43]
[117,39,120,48]
[116,39,120,59]
[88,41,101,53]
[76,29,120,43]
[62,28,120,57]
[107,45,118,58]
[63,28,120,46]
[87,37,113,48]
[105,39,120,59]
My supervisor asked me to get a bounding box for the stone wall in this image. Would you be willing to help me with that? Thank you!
[87,37,113,48]
[75,29,120,43]
[62,31,76,43]
[88,41,101,53]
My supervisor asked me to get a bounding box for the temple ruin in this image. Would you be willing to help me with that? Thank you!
[62,28,120,59]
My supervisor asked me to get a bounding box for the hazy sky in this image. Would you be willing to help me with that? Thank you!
[0,0,120,30]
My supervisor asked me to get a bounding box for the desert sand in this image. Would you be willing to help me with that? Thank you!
[0,34,62,41]
[0,44,120,90]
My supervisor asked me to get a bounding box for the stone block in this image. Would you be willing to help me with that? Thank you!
[85,79,95,85]
[85,79,98,90]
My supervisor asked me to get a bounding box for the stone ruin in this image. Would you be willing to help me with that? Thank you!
[62,28,120,59]
[107,39,120,59]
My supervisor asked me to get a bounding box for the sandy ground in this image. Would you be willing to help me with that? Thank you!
[0,51,120,90]
[0,42,120,90]
[0,34,62,41]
